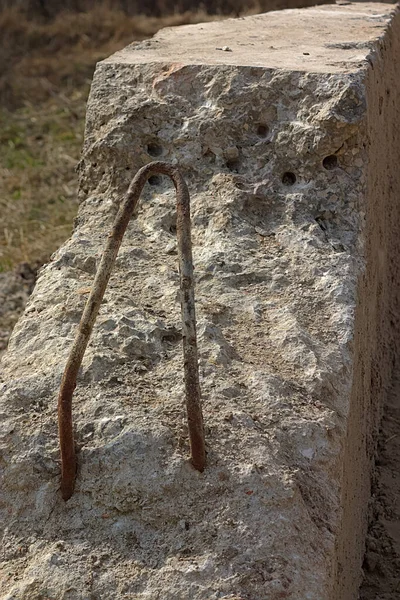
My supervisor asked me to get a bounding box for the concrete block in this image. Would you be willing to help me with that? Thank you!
[1,4,399,599]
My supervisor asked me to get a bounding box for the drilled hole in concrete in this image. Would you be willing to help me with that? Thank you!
[257,124,269,137]
[148,175,161,186]
[147,143,163,157]
[323,155,338,170]
[282,172,296,186]
[226,159,240,173]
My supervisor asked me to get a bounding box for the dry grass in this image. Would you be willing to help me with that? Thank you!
[0,102,84,270]
[0,5,231,271]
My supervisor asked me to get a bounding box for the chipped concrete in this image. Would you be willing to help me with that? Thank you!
[0,4,399,599]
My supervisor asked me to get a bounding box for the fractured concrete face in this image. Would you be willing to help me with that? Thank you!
[1,4,399,599]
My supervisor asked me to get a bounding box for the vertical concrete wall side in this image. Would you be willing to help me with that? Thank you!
[334,10,400,599]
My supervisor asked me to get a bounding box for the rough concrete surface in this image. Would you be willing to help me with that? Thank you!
[0,4,399,600]
[359,372,400,599]
[0,264,37,359]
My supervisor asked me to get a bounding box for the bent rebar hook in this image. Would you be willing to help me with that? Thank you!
[58,161,205,500]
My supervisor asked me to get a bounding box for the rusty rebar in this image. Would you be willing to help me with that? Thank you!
[58,161,205,500]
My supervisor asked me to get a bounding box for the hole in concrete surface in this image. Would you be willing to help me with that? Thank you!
[148,175,161,186]
[226,159,240,173]
[323,155,338,170]
[147,142,163,157]
[282,172,296,186]
[257,123,269,137]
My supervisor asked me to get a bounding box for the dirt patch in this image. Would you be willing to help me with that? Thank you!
[359,373,400,599]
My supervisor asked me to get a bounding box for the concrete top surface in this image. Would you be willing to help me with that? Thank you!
[104,3,396,74]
